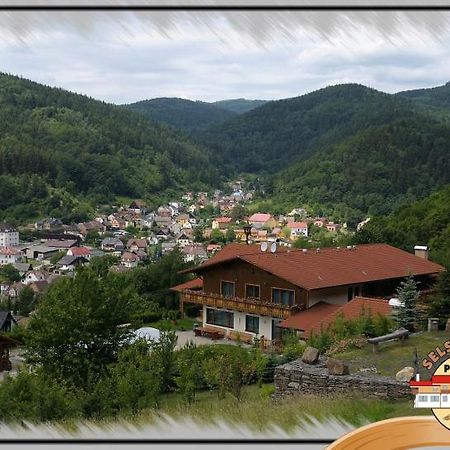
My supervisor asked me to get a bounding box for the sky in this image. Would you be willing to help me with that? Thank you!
[2,9,450,104]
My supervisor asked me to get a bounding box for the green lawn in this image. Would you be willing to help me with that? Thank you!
[131,383,426,433]
[332,331,448,377]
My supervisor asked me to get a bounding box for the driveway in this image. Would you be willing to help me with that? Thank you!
[175,331,251,349]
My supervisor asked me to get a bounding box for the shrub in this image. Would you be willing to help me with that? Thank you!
[86,339,169,418]
[281,333,307,362]
[373,313,394,336]
[202,346,259,401]
[175,341,205,403]
[0,371,83,422]
[309,327,334,353]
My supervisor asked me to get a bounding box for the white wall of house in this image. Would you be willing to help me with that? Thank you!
[0,252,23,265]
[122,259,138,268]
[0,231,19,247]
[290,228,308,239]
[23,272,46,285]
[202,306,275,340]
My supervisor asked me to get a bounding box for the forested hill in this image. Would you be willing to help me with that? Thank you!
[212,98,268,114]
[354,184,450,267]
[123,97,236,132]
[200,83,450,218]
[200,84,421,174]
[268,114,450,218]
[396,82,450,112]
[0,74,220,222]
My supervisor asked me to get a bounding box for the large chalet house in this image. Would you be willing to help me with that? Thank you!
[171,243,444,341]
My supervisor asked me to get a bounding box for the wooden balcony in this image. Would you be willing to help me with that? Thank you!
[181,289,302,319]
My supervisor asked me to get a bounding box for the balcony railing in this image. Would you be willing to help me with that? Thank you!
[181,289,303,319]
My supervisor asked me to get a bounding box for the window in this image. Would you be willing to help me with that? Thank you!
[442,395,448,402]
[272,319,290,340]
[430,395,440,402]
[272,288,295,306]
[245,315,259,334]
[206,308,234,328]
[354,286,360,297]
[221,281,235,298]
[347,287,354,301]
[245,284,260,299]
[418,395,428,402]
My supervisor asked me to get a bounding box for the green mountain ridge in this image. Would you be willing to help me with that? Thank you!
[123,97,236,132]
[198,83,450,218]
[200,84,413,173]
[396,81,450,109]
[269,114,450,217]
[212,98,268,114]
[0,73,220,222]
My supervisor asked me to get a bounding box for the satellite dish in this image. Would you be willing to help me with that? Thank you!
[260,242,268,252]
[389,298,404,307]
[270,242,277,253]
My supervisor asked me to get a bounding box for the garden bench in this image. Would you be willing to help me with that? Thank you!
[193,326,224,340]
[367,328,409,353]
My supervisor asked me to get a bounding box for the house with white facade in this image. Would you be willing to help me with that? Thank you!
[289,222,309,240]
[0,247,24,266]
[0,224,19,247]
[171,242,444,342]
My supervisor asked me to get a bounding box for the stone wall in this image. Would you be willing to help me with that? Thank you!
[274,357,412,401]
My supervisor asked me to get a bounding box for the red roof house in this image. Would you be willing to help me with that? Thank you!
[279,296,392,337]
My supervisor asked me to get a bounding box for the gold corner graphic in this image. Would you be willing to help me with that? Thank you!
[326,416,450,450]
[327,357,450,449]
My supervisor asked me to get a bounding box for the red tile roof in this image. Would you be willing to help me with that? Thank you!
[0,246,22,256]
[249,213,272,223]
[279,296,392,336]
[279,302,341,334]
[215,217,232,223]
[184,243,444,290]
[289,222,308,229]
[127,238,147,248]
[121,252,139,261]
[69,247,90,256]
[170,278,203,293]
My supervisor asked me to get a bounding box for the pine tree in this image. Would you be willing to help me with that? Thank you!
[395,274,420,331]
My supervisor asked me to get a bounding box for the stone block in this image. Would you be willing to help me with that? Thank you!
[326,358,350,375]
[301,347,319,364]
[395,366,414,382]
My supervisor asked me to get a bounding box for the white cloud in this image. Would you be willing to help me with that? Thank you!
[1,11,450,103]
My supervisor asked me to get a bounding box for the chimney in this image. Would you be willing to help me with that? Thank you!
[415,373,420,382]
[414,245,429,260]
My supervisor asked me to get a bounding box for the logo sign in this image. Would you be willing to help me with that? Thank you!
[410,359,450,431]
[327,342,450,448]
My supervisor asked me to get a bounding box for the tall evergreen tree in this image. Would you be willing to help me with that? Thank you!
[394,274,420,331]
